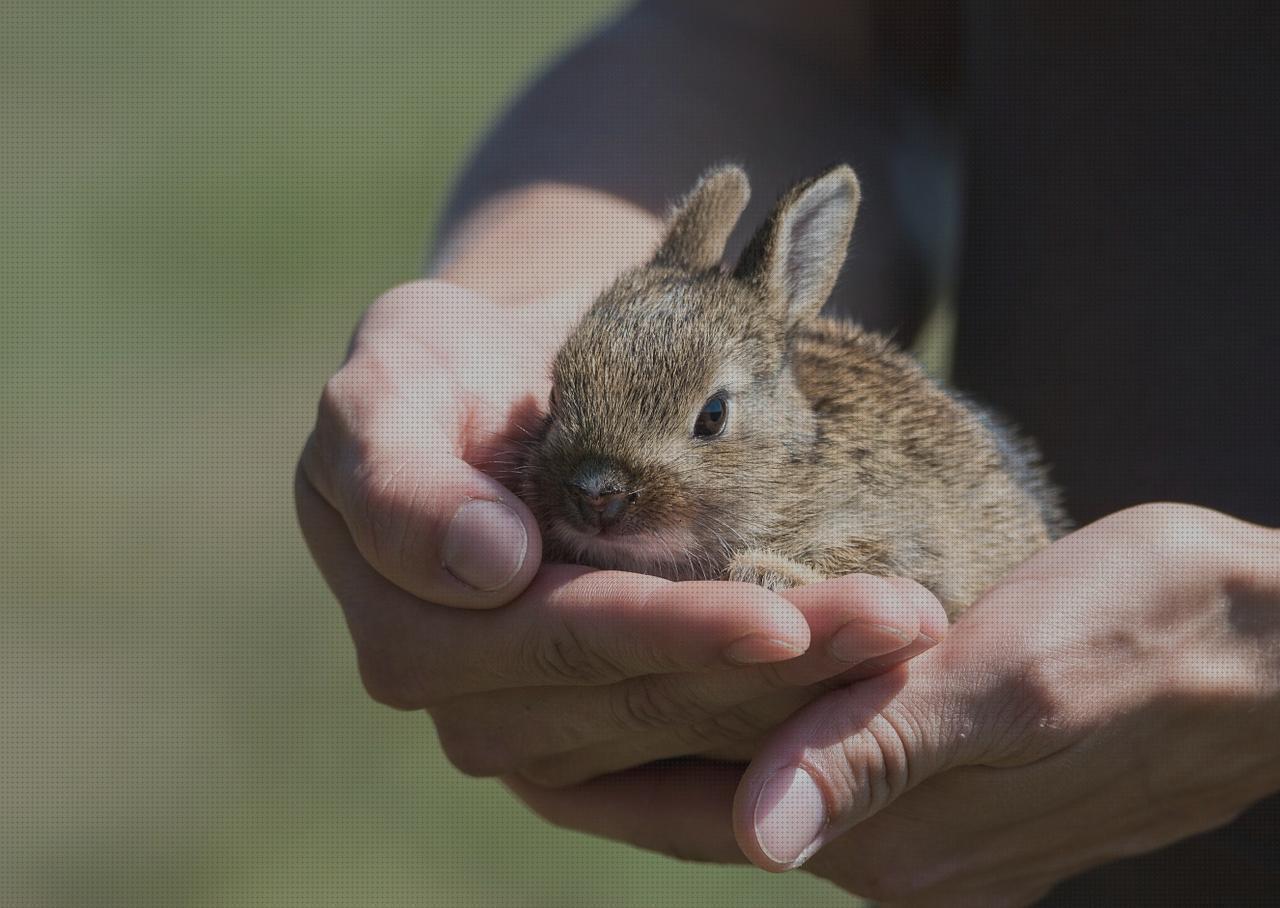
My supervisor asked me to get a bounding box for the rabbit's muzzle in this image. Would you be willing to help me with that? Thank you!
[565,462,639,532]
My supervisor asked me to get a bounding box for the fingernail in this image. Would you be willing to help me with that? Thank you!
[858,630,942,673]
[443,499,528,591]
[724,634,806,666]
[754,766,828,866]
[828,622,912,663]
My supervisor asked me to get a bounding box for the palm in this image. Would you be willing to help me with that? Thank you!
[357,282,578,486]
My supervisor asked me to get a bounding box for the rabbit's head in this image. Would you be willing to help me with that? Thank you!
[523,164,861,579]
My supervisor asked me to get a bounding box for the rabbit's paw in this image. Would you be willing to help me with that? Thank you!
[724,549,825,592]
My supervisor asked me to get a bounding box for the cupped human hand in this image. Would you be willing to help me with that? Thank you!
[296,279,946,781]
[511,503,1280,906]
[298,278,571,610]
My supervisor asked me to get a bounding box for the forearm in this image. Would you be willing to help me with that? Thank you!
[428,1,926,328]
[431,183,663,308]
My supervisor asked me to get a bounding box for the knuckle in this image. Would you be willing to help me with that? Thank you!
[355,648,439,711]
[1165,653,1257,707]
[319,369,351,420]
[343,457,426,574]
[317,364,379,445]
[345,456,397,519]
[1116,502,1228,560]
[1126,500,1218,527]
[749,661,811,695]
[293,458,322,525]
[530,624,621,685]
[837,716,910,810]
[672,704,771,751]
[367,280,440,323]
[515,758,585,790]
[318,359,411,471]
[610,676,700,732]
[432,720,512,778]
[299,379,357,498]
[358,666,420,712]
[317,367,413,530]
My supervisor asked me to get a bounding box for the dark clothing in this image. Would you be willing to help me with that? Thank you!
[947,2,1280,902]
[955,1,1280,529]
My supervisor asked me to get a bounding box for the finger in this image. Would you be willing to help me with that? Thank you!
[513,637,944,789]
[506,759,748,865]
[297,473,810,708]
[513,684,824,787]
[731,665,963,872]
[434,576,946,777]
[788,575,949,678]
[301,351,540,609]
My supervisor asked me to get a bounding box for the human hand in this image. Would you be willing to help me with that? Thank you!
[511,503,1280,906]
[298,278,571,610]
[296,279,945,782]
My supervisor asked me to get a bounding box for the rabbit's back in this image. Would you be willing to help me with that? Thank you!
[780,315,1065,612]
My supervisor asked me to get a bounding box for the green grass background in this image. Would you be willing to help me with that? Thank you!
[1,2,860,905]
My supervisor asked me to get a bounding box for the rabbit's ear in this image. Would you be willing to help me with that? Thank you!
[651,164,751,271]
[734,165,861,324]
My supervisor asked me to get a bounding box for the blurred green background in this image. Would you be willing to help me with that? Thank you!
[1,2,856,905]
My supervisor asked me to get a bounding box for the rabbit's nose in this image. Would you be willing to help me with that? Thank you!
[568,482,636,529]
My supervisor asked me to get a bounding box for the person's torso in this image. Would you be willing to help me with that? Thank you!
[948,3,1280,902]
[954,1,1280,530]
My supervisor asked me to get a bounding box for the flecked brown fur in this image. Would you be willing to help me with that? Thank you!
[521,164,1066,616]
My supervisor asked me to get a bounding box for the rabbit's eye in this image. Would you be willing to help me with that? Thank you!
[693,393,728,438]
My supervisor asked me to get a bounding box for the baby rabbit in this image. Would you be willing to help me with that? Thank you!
[521,164,1066,615]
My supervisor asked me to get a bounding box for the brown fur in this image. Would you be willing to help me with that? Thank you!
[520,164,1066,616]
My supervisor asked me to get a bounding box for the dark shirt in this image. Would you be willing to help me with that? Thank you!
[948,2,1280,902]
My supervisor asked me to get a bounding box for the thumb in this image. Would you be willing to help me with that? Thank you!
[300,340,544,609]
[298,443,542,610]
[732,663,969,871]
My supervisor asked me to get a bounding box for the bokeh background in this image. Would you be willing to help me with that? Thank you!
[1,2,868,905]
